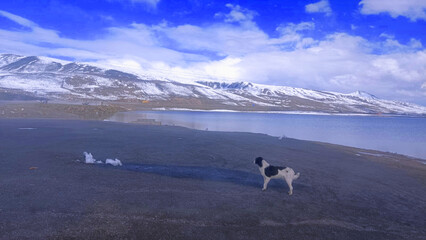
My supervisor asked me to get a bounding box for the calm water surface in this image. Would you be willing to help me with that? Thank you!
[109,111,426,160]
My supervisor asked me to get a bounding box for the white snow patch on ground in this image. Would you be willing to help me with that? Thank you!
[105,158,123,166]
[84,152,103,164]
[82,152,123,166]
[358,151,385,157]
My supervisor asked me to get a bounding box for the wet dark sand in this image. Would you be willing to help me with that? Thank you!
[0,119,425,240]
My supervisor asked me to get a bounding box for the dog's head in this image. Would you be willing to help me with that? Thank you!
[254,157,263,167]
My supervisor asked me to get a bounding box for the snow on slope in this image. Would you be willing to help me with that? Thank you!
[0,54,26,67]
[195,80,426,114]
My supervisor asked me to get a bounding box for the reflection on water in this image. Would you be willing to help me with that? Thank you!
[108,111,426,160]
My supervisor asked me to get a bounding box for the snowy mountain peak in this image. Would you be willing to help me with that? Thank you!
[0,54,140,78]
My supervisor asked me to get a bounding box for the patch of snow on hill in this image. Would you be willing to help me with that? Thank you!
[0,54,26,67]
[0,74,68,94]
[347,90,378,100]
[38,56,71,65]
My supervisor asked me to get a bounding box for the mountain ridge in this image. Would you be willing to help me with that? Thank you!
[1,53,425,115]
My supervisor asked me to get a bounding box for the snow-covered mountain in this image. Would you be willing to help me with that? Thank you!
[1,53,425,115]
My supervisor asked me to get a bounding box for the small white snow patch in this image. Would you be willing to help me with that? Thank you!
[82,152,123,166]
[84,152,102,164]
[18,128,36,130]
[358,151,384,157]
[105,158,122,166]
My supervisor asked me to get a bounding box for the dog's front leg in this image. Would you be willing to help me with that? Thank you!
[262,177,270,191]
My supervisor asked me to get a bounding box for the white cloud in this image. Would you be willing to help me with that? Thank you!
[157,23,274,57]
[409,38,423,48]
[359,0,426,21]
[375,37,424,53]
[215,4,258,29]
[0,8,426,105]
[305,0,332,16]
[131,0,160,5]
[110,0,160,8]
[0,10,38,28]
[271,22,317,49]
[276,22,315,35]
[379,33,394,39]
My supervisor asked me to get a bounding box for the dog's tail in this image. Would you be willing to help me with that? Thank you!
[293,172,300,180]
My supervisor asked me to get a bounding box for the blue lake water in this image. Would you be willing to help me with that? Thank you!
[109,111,426,160]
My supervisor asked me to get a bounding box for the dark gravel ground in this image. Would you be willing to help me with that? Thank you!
[0,118,425,240]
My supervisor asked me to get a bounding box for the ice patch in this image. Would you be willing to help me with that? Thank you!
[84,152,102,164]
[358,151,385,157]
[105,158,123,166]
[82,152,123,166]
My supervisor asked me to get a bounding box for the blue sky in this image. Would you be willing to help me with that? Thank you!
[1,0,426,104]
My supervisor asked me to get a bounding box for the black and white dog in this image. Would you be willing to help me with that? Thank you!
[254,157,300,195]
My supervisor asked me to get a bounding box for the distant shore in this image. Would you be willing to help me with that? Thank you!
[1,100,425,121]
[0,118,425,240]
[150,107,426,117]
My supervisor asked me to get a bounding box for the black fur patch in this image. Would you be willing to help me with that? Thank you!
[264,166,286,177]
[254,157,263,167]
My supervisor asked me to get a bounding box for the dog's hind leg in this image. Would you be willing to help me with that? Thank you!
[284,176,293,195]
[262,177,270,191]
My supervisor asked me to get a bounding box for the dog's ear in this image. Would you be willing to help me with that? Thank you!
[254,157,263,167]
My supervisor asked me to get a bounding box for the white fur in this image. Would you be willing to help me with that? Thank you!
[255,158,300,195]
